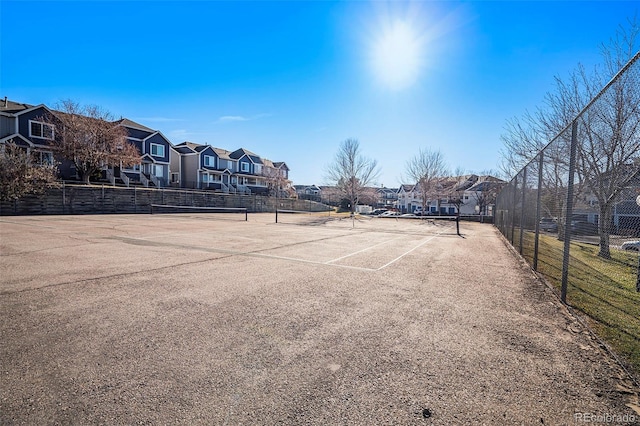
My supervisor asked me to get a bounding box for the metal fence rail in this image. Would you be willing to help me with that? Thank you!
[494,51,640,379]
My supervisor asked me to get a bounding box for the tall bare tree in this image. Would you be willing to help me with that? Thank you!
[0,141,59,201]
[576,46,640,257]
[325,138,380,214]
[405,148,448,214]
[42,100,140,184]
[499,18,640,259]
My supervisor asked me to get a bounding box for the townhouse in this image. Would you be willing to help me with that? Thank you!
[172,142,290,195]
[0,99,56,169]
[396,175,505,215]
[294,185,322,201]
[375,187,399,209]
[1,98,291,195]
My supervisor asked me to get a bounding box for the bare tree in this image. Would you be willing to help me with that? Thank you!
[499,18,640,259]
[0,141,59,201]
[472,179,505,216]
[325,138,380,214]
[404,148,448,214]
[262,161,294,198]
[576,50,640,257]
[42,100,140,184]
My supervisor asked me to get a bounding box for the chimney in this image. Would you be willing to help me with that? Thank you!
[3,97,7,107]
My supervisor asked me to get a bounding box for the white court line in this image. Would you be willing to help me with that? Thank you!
[247,252,377,272]
[375,229,448,271]
[109,223,452,272]
[324,235,403,264]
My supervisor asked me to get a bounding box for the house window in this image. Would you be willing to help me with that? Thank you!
[254,164,262,174]
[29,120,54,140]
[241,162,250,173]
[37,151,54,166]
[171,172,179,183]
[150,143,165,157]
[204,155,215,167]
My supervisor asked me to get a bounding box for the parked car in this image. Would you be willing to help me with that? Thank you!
[571,221,598,235]
[539,217,558,232]
[621,241,640,251]
[380,210,400,217]
[371,209,388,216]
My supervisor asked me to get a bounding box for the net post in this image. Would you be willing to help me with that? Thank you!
[275,209,278,223]
[456,215,460,236]
[150,204,154,215]
[245,208,248,222]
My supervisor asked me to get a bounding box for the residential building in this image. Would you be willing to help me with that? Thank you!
[0,98,171,188]
[172,142,291,194]
[112,118,172,187]
[0,100,56,169]
[375,187,398,208]
[1,98,293,195]
[397,175,505,215]
[294,185,322,202]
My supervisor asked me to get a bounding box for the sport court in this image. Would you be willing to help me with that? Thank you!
[0,213,637,424]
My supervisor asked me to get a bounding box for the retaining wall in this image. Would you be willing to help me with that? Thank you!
[0,184,331,215]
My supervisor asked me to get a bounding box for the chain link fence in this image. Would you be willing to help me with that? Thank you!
[495,52,640,378]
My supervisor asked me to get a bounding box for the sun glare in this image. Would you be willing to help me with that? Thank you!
[371,20,423,90]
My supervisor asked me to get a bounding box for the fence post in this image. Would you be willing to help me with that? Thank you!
[533,152,544,271]
[519,167,527,255]
[636,255,640,292]
[561,121,579,303]
[510,176,518,244]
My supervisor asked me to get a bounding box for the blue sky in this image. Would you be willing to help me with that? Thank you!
[2,1,638,186]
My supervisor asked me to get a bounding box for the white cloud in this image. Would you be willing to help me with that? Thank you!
[218,115,250,122]
[217,113,272,123]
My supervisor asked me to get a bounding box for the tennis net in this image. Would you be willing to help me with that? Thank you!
[150,204,248,221]
[275,209,336,225]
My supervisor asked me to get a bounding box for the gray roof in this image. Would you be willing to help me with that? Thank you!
[230,148,263,164]
[114,118,155,133]
[212,147,232,160]
[174,146,195,154]
[0,99,33,114]
[273,161,288,170]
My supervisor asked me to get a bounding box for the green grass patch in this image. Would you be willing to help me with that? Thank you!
[518,230,640,377]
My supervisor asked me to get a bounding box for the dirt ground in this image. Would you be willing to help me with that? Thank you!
[1,214,638,425]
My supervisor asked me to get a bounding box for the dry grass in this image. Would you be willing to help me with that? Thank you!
[518,230,640,377]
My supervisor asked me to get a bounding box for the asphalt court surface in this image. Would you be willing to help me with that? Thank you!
[1,213,638,425]
[1,213,457,274]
